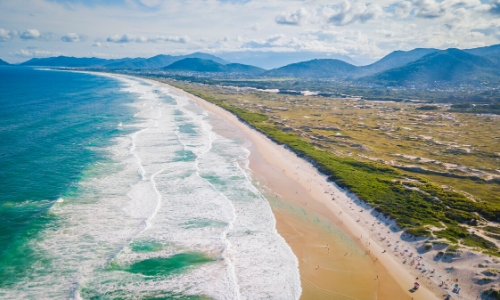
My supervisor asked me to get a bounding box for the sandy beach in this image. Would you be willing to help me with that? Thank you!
[155,80,441,300]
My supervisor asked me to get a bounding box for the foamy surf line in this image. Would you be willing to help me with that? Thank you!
[1,72,301,299]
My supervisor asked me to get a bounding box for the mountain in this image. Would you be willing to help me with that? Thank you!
[355,48,438,78]
[163,58,264,73]
[216,51,357,69]
[100,57,149,69]
[183,52,228,65]
[464,44,500,57]
[486,52,500,65]
[0,58,9,66]
[20,56,116,67]
[263,59,357,78]
[359,48,500,86]
[223,63,264,73]
[104,52,228,69]
[19,53,229,69]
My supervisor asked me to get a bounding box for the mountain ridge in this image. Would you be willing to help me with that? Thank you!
[13,43,500,87]
[163,58,263,73]
[359,48,500,86]
[19,52,228,69]
[354,48,438,78]
[263,59,357,78]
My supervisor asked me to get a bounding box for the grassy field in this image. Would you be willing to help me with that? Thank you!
[156,78,500,254]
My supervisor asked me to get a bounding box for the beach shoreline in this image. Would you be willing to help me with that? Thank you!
[92,71,498,299]
[153,79,440,300]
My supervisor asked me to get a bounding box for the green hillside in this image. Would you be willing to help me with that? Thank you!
[263,59,356,78]
[163,58,263,73]
[360,49,500,86]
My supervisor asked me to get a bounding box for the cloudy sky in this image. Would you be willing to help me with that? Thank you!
[0,0,499,66]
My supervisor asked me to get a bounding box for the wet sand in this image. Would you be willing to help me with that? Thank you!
[144,78,440,299]
[245,130,412,300]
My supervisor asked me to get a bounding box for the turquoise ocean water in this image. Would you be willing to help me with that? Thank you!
[0,67,300,299]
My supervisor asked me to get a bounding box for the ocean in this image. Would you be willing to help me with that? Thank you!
[0,67,301,299]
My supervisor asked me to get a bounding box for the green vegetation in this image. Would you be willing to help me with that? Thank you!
[485,227,500,241]
[141,71,500,106]
[435,227,497,251]
[405,227,431,236]
[166,80,500,254]
[450,103,500,114]
[417,105,440,111]
[483,269,499,276]
[484,289,500,300]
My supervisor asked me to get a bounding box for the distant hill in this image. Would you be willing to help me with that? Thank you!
[163,58,263,73]
[263,59,357,78]
[101,57,149,69]
[223,63,264,73]
[13,44,500,88]
[183,52,228,65]
[359,48,500,86]
[20,56,116,67]
[486,52,500,65]
[355,48,438,78]
[0,58,9,66]
[216,51,357,69]
[105,52,228,69]
[464,44,500,57]
[20,52,229,69]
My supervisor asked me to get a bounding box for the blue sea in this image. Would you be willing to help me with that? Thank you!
[0,67,300,299]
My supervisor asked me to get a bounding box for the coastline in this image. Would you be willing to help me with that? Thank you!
[154,79,440,300]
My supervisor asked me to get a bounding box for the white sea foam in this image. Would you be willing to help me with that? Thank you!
[2,74,301,299]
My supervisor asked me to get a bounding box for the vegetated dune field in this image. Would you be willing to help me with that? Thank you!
[162,79,500,255]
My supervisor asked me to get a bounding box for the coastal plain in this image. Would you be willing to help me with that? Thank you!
[157,79,439,299]
[152,77,500,299]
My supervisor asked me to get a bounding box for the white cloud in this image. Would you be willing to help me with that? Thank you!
[0,0,499,63]
[246,23,263,31]
[375,29,395,37]
[275,8,308,25]
[159,35,190,43]
[106,34,190,43]
[490,0,500,15]
[242,34,287,49]
[0,29,18,41]
[137,0,162,8]
[106,34,135,43]
[235,31,385,59]
[410,0,482,19]
[20,29,40,40]
[395,1,412,18]
[325,1,383,26]
[61,33,86,42]
[14,49,59,57]
[412,0,446,18]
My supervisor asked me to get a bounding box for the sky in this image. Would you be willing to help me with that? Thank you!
[0,0,499,67]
